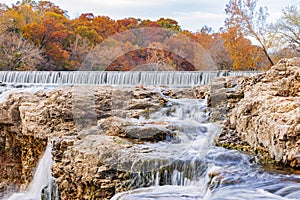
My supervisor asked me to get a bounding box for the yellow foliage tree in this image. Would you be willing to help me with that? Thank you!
[222,26,267,70]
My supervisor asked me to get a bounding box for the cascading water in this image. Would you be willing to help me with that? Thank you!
[0,71,260,86]
[5,145,55,200]
[111,91,300,200]
[118,97,216,190]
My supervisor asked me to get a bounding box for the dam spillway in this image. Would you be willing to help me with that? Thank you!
[0,71,260,86]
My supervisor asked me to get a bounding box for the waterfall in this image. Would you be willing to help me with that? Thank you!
[110,90,300,200]
[0,71,260,86]
[1,71,299,200]
[6,145,54,200]
[112,97,221,197]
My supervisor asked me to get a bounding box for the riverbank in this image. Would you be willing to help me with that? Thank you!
[217,57,300,168]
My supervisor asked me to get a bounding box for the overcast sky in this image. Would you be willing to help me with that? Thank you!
[2,0,299,32]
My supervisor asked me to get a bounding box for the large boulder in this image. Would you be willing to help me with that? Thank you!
[218,58,300,168]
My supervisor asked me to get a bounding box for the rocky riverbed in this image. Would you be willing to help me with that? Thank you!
[0,58,299,199]
[0,84,207,199]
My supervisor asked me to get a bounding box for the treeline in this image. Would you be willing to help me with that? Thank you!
[0,0,299,71]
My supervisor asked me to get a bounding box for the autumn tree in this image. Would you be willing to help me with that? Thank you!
[35,1,66,16]
[145,42,175,70]
[222,26,267,70]
[71,13,103,45]
[0,0,39,33]
[225,0,274,67]
[81,38,127,70]
[272,47,300,63]
[0,3,6,15]
[209,39,232,70]
[0,8,25,33]
[1,0,280,71]
[195,26,215,49]
[69,34,96,69]
[12,0,38,24]
[92,16,116,38]
[116,17,139,32]
[0,32,44,70]
[139,19,160,28]
[157,18,181,32]
[24,11,74,70]
[195,26,232,70]
[165,33,217,71]
[72,15,116,42]
[270,6,300,54]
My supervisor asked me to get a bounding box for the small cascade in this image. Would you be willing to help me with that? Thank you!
[6,145,55,200]
[111,89,300,200]
[116,96,221,193]
[0,71,260,86]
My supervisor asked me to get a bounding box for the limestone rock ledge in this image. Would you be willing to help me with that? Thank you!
[218,57,300,168]
[51,123,178,200]
[0,89,74,196]
[0,85,205,199]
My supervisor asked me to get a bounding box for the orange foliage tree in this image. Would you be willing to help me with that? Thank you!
[222,26,267,70]
[195,26,232,70]
[0,0,286,71]
[24,11,73,70]
[225,0,274,67]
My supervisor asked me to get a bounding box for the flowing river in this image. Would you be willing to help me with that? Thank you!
[0,71,299,200]
[110,94,300,200]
